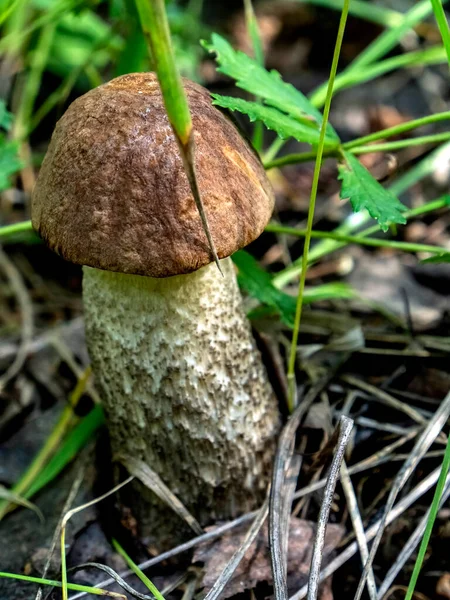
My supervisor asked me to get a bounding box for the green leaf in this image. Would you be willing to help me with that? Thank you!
[420,253,450,264]
[338,151,407,232]
[24,405,104,500]
[233,250,354,327]
[0,138,22,192]
[0,100,13,131]
[212,95,337,147]
[202,33,339,143]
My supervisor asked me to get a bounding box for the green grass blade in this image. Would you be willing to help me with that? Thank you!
[0,368,92,519]
[0,220,33,239]
[300,0,403,27]
[286,0,350,411]
[405,430,450,600]
[134,0,191,145]
[24,404,104,500]
[352,0,442,68]
[310,45,446,107]
[134,0,220,272]
[112,539,166,600]
[429,0,450,67]
[0,572,125,597]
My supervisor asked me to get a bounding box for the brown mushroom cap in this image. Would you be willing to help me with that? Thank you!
[32,73,274,277]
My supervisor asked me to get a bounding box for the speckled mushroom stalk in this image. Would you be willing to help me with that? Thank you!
[32,73,279,546]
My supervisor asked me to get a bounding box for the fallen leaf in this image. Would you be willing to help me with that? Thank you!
[193,516,343,598]
[437,573,450,599]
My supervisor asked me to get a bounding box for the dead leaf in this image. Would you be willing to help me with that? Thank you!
[437,573,450,599]
[346,252,449,329]
[193,516,343,598]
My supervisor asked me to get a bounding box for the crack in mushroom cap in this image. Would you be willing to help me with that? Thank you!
[32,73,275,277]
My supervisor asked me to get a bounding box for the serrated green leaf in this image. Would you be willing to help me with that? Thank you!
[420,253,450,264]
[202,33,339,142]
[338,151,407,232]
[233,250,354,327]
[0,138,22,191]
[212,94,337,147]
[0,100,13,132]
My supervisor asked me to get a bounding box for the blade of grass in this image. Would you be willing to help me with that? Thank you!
[264,0,445,161]
[310,45,447,108]
[0,220,33,239]
[60,477,134,600]
[429,0,450,67]
[300,0,403,28]
[0,572,125,597]
[134,0,220,273]
[310,0,445,108]
[112,539,166,600]
[24,404,104,500]
[0,367,91,520]
[12,23,56,144]
[378,478,450,599]
[353,391,450,600]
[352,0,444,68]
[404,427,450,600]
[286,0,350,410]
[0,0,87,53]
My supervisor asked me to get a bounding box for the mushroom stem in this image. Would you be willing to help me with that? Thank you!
[83,257,279,544]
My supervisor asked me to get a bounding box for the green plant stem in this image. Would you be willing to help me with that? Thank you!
[352,0,441,68]
[0,572,123,597]
[265,128,450,170]
[272,193,450,288]
[344,111,450,149]
[0,368,91,520]
[286,0,350,412]
[263,0,446,162]
[112,539,166,600]
[0,220,33,239]
[134,0,220,272]
[28,28,117,137]
[309,45,446,108]
[61,525,68,600]
[134,0,191,145]
[429,0,450,67]
[405,431,450,600]
[265,222,449,256]
[350,132,450,155]
[300,0,403,28]
[13,22,56,143]
[310,0,441,106]
[0,0,87,53]
[60,478,133,600]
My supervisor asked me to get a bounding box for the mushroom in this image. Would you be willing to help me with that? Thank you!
[32,73,279,545]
